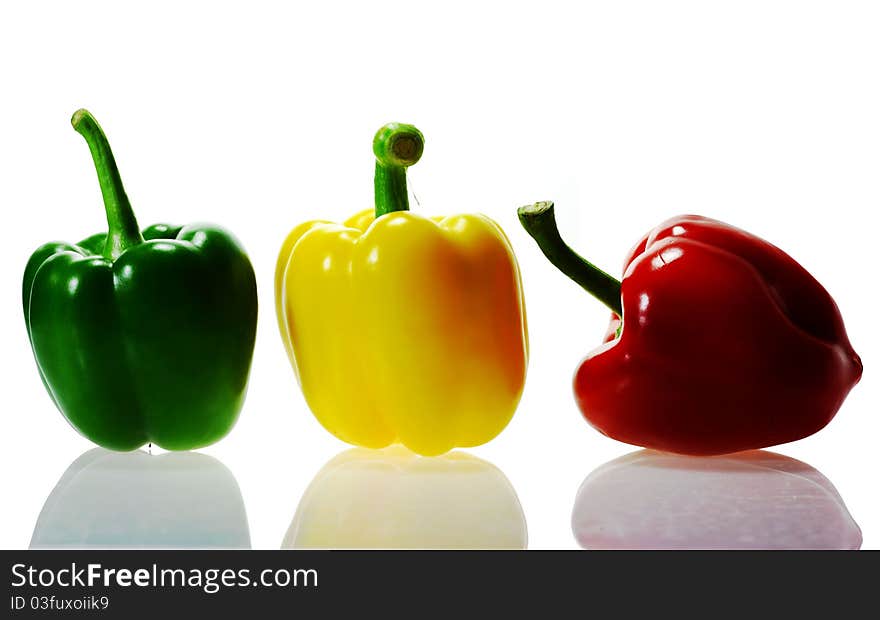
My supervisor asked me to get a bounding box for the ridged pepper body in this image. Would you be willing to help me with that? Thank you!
[22,110,257,451]
[519,202,861,456]
[24,224,257,451]
[276,208,528,456]
[575,215,861,455]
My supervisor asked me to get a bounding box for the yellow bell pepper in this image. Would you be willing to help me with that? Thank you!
[275,123,528,456]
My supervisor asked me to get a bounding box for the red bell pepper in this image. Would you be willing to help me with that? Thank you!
[519,202,862,456]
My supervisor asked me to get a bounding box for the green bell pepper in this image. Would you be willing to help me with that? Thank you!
[22,109,257,451]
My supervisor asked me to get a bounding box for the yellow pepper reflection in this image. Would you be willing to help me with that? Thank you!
[283,447,527,549]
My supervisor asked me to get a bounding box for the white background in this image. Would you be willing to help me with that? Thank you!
[1,1,877,549]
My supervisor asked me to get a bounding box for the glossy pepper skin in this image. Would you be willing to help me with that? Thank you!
[519,202,861,456]
[23,110,257,451]
[276,123,528,456]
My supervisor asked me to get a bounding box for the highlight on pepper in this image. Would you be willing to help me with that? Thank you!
[22,109,258,451]
[518,201,862,456]
[275,122,528,456]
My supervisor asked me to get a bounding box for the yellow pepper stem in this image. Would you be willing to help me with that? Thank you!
[373,123,424,218]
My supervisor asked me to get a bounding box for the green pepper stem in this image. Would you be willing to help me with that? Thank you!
[373,123,424,218]
[71,109,143,260]
[518,201,623,316]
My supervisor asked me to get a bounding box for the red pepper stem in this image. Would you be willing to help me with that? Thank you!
[518,201,623,316]
[71,109,144,261]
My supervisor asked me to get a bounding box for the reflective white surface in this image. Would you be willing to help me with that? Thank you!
[30,449,251,549]
[572,450,861,550]
[283,447,527,549]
